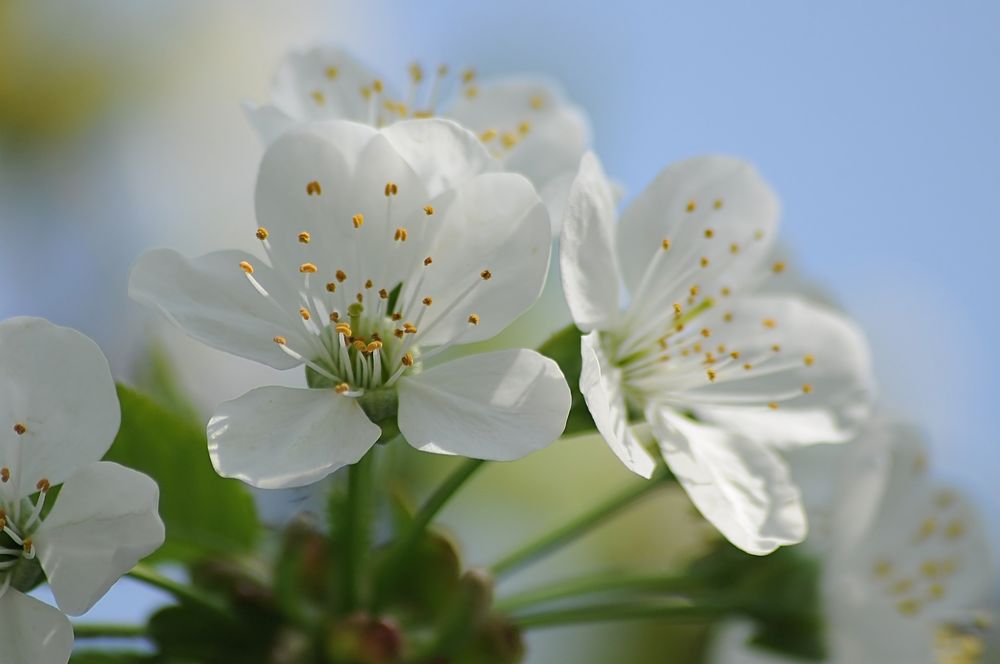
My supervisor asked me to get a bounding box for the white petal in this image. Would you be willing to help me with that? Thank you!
[559,152,622,332]
[380,119,497,198]
[617,156,780,311]
[579,331,656,478]
[130,249,313,370]
[648,406,807,555]
[444,76,589,190]
[268,45,391,124]
[242,101,296,145]
[0,317,119,499]
[408,172,551,346]
[207,386,381,489]
[397,349,570,460]
[681,295,874,446]
[0,590,73,664]
[33,462,165,616]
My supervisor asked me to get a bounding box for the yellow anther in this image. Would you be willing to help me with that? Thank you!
[921,561,942,578]
[928,583,945,600]
[325,282,337,293]
[36,478,49,492]
[394,329,405,338]
[385,181,398,196]
[336,270,347,282]
[700,256,710,268]
[468,313,480,325]
[686,200,697,213]
[662,238,671,250]
[660,354,672,363]
[329,312,340,322]
[306,180,322,196]
[402,352,415,366]
[480,129,498,142]
[13,423,26,435]
[335,324,352,337]
[918,518,937,539]
[721,287,732,297]
[422,297,433,306]
[352,213,365,228]
[366,341,383,353]
[335,383,350,394]
[437,64,449,76]
[518,121,531,135]
[353,340,366,352]
[724,312,734,323]
[704,228,715,239]
[500,131,517,149]
[391,312,402,321]
[743,363,753,370]
[804,354,815,366]
[480,269,492,280]
[768,402,779,410]
[423,205,435,215]
[772,261,786,274]
[530,95,544,109]
[754,229,765,241]
[0,467,8,482]
[874,560,893,578]
[802,384,813,394]
[462,69,476,83]
[658,337,669,349]
[713,198,724,209]
[299,307,311,321]
[239,261,254,274]
[701,328,711,338]
[897,599,922,616]
[299,263,318,273]
[364,279,373,289]
[763,319,776,329]
[730,243,740,254]
[356,292,364,303]
[22,539,32,555]
[707,369,717,382]
[298,231,311,244]
[379,288,389,299]
[465,86,479,99]
[360,86,372,100]
[424,256,433,266]
[730,351,741,360]
[772,343,781,352]
[394,227,408,241]
[373,79,384,93]
[409,62,424,82]
[325,66,339,80]
[256,227,270,240]
[946,520,966,539]
[403,322,417,334]
[311,90,326,105]
[690,285,700,297]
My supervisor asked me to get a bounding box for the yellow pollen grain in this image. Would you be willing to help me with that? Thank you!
[772,261,786,274]
[273,336,287,345]
[730,243,740,255]
[352,213,365,228]
[693,342,703,353]
[335,324,352,337]
[366,341,382,353]
[707,369,717,382]
[700,256,710,268]
[335,383,350,394]
[36,478,49,492]
[468,313,480,325]
[239,261,254,274]
[501,132,517,149]
[13,423,26,435]
[373,79,384,94]
[768,402,779,410]
[311,90,325,105]
[336,270,347,282]
[701,328,711,338]
[394,329,405,338]
[391,312,402,321]
[256,227,269,240]
[300,263,318,273]
[724,312,734,323]
[946,520,966,539]
[918,518,937,539]
[424,205,435,215]
[772,344,782,352]
[763,319,777,329]
[325,66,339,80]
[299,307,311,321]
[518,121,531,135]
[465,86,479,99]
[298,231,311,244]
[804,354,815,366]
[713,198,724,209]
[686,200,697,213]
[379,288,389,299]
[721,287,732,297]
[422,297,433,306]
[0,468,8,483]
[462,69,476,83]
[744,363,753,370]
[353,340,366,352]
[480,129,498,142]
[356,292,364,303]
[480,269,493,280]
[385,181,398,196]
[326,282,337,293]
[928,583,945,600]
[22,539,31,554]
[364,279,373,289]
[673,303,683,317]
[874,560,893,578]
[409,62,423,82]
[730,351,741,359]
[394,227,408,242]
[704,228,715,239]
[402,352,415,366]
[802,384,813,394]
[424,256,433,266]
[754,229,765,241]
[530,95,544,109]
[897,599,922,616]
[329,312,340,322]
[662,238,671,251]
[690,285,700,297]
[306,180,322,196]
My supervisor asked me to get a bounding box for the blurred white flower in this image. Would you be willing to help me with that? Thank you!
[710,420,994,663]
[130,119,571,490]
[244,44,591,229]
[559,152,875,555]
[0,317,164,664]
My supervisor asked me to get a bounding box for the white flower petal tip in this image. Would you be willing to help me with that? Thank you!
[579,331,656,479]
[33,462,165,616]
[208,386,381,490]
[649,407,807,556]
[0,591,74,664]
[559,152,623,333]
[397,349,571,461]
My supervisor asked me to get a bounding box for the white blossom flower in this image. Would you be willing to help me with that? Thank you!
[710,421,994,663]
[559,152,874,554]
[130,118,571,490]
[0,317,165,664]
[244,44,590,229]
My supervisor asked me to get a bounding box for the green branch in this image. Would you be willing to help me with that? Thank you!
[495,571,697,613]
[511,599,726,630]
[127,562,226,615]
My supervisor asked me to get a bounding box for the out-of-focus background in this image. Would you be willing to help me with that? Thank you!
[3,1,998,661]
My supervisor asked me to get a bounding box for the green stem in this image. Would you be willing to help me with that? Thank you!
[341,452,375,612]
[490,469,672,579]
[495,571,697,614]
[511,600,726,630]
[374,458,486,607]
[73,622,147,639]
[127,562,226,615]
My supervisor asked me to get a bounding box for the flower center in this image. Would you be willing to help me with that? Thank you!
[0,464,49,598]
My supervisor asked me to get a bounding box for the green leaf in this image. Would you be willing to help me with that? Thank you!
[536,324,595,436]
[105,384,260,562]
